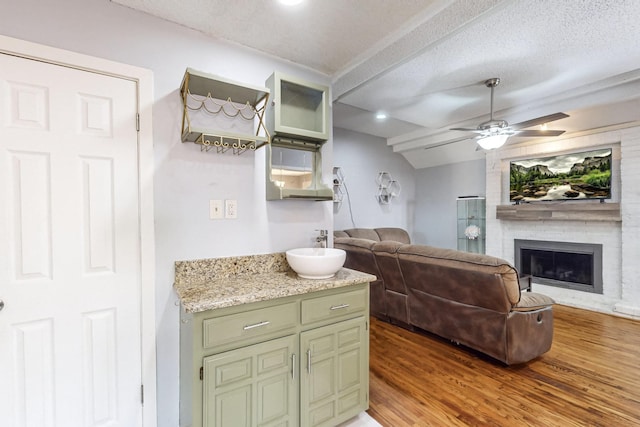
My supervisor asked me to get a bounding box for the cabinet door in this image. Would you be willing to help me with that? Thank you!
[300,317,368,427]
[203,335,298,427]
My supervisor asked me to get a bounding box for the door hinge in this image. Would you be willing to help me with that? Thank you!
[136,113,140,131]
[199,366,203,381]
[141,384,144,405]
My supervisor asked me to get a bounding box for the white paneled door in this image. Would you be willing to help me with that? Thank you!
[0,53,143,427]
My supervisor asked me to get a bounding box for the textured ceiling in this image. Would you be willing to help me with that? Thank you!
[112,0,440,75]
[113,0,640,168]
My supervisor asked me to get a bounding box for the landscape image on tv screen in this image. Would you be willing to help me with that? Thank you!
[510,148,612,202]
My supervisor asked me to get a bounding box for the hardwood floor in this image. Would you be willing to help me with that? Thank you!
[367,304,640,426]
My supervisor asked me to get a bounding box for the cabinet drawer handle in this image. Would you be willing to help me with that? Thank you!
[307,349,311,374]
[243,320,270,330]
[330,304,350,310]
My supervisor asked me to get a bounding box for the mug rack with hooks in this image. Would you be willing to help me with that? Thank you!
[180,68,271,155]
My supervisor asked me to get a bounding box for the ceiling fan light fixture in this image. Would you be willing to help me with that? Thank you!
[477,134,509,150]
[450,77,568,150]
[278,0,304,5]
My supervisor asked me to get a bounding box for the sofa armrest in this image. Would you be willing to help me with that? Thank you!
[512,292,555,312]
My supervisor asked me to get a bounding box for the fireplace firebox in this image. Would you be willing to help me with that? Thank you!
[514,239,603,294]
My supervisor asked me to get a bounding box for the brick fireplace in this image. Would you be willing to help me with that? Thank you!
[484,125,640,318]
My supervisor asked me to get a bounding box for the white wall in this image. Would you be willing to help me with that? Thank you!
[413,159,486,247]
[333,128,416,234]
[0,1,333,426]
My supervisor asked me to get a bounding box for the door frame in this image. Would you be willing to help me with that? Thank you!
[0,35,157,427]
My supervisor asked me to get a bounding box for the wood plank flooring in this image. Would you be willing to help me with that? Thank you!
[367,304,640,426]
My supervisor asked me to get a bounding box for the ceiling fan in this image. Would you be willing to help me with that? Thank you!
[451,78,569,150]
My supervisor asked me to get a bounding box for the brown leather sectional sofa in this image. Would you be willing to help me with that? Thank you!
[334,228,555,365]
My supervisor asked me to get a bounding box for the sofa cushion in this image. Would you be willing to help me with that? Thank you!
[372,241,404,253]
[398,244,521,310]
[373,241,406,294]
[334,237,377,250]
[334,236,384,318]
[333,230,349,238]
[343,228,381,241]
[375,228,411,244]
[334,237,380,277]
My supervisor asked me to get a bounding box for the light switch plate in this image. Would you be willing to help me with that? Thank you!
[210,200,223,219]
[225,199,237,219]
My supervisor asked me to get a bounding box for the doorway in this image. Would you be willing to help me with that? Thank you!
[0,36,156,427]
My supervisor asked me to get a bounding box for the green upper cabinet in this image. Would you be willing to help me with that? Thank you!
[265,72,330,143]
[264,72,333,201]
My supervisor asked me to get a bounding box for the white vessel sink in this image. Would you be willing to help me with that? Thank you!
[285,247,346,279]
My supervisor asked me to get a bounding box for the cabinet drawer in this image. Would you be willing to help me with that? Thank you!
[203,301,298,350]
[301,287,367,325]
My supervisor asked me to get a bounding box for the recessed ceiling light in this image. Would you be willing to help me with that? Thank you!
[376,112,388,120]
[278,0,304,5]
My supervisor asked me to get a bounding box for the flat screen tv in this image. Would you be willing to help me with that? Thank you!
[510,148,612,202]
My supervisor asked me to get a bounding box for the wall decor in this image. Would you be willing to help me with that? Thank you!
[375,172,401,205]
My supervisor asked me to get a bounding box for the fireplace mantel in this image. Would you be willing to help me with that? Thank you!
[496,202,621,222]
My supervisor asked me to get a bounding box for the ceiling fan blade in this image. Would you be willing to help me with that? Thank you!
[514,129,566,137]
[450,127,482,132]
[510,112,570,130]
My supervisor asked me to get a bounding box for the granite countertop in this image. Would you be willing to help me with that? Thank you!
[174,253,376,313]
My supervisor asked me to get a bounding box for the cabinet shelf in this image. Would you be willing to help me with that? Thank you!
[180,68,270,154]
[457,196,486,254]
[266,71,329,142]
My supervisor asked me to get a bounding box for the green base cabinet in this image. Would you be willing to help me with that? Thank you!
[300,317,368,427]
[203,335,298,427]
[180,283,370,427]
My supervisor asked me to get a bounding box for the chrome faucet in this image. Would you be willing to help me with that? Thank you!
[316,229,328,248]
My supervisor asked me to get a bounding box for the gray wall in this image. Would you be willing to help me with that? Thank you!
[413,159,486,248]
[332,128,416,233]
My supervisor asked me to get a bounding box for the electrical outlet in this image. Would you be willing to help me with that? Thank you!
[225,199,237,219]
[209,200,223,219]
